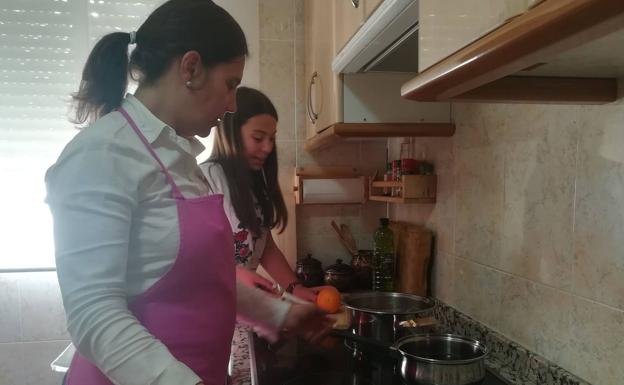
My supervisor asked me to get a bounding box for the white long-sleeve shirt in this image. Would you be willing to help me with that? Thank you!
[45,95,290,385]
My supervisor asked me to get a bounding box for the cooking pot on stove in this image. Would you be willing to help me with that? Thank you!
[342,292,436,344]
[332,330,488,385]
[296,253,324,287]
[324,258,355,292]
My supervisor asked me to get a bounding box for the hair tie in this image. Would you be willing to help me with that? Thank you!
[128,31,137,45]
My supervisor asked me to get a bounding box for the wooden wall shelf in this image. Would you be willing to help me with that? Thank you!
[304,122,456,152]
[401,0,624,104]
[369,175,437,204]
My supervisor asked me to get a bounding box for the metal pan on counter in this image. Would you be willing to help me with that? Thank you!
[331,329,488,385]
[341,291,437,344]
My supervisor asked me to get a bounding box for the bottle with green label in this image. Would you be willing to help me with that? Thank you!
[372,218,395,291]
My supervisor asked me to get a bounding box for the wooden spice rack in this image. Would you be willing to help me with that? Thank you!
[369,175,437,204]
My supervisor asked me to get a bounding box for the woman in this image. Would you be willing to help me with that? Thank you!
[201,87,331,303]
[45,2,329,385]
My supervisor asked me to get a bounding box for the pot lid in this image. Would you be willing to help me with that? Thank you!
[297,253,322,268]
[342,292,434,315]
[394,333,488,364]
[325,258,354,274]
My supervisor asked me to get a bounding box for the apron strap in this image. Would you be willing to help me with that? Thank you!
[118,107,184,200]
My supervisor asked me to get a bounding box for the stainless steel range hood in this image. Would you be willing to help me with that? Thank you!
[332,0,419,74]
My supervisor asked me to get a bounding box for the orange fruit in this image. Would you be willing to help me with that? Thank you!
[315,287,341,314]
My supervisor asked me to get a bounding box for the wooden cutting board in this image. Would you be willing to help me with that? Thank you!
[389,221,433,297]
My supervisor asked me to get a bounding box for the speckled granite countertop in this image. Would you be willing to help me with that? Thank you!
[231,301,591,385]
[432,301,591,385]
[229,325,253,385]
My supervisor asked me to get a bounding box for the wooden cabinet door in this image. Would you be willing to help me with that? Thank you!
[304,0,342,136]
[419,0,531,71]
[333,0,365,55]
[364,0,383,20]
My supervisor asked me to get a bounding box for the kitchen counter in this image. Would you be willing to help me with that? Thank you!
[232,301,592,385]
[230,325,253,385]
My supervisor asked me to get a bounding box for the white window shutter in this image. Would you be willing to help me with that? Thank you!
[0,0,162,270]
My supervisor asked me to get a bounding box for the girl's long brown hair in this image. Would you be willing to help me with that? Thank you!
[209,87,287,236]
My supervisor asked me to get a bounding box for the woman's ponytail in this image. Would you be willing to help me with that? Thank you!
[71,32,131,125]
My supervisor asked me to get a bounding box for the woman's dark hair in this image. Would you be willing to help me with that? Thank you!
[71,0,248,124]
[209,87,288,235]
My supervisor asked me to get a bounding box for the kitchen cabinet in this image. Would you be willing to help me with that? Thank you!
[403,0,623,104]
[364,0,383,19]
[304,0,453,150]
[418,0,532,72]
[334,0,386,55]
[334,0,365,55]
[304,0,342,136]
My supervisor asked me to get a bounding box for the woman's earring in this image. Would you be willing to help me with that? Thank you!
[185,80,192,88]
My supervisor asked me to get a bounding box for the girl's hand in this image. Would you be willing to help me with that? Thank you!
[281,303,334,343]
[236,266,275,293]
[292,285,336,303]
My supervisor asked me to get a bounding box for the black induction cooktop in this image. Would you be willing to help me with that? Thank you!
[249,332,512,385]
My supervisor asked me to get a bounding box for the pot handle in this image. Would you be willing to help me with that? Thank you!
[329,330,402,360]
[398,316,438,328]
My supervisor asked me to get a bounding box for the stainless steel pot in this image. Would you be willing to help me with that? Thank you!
[342,291,436,344]
[396,334,488,385]
[332,330,488,385]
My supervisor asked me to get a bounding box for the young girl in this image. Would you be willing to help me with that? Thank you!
[201,87,331,303]
[46,2,329,385]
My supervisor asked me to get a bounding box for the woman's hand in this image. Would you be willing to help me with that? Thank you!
[281,303,334,343]
[236,266,275,293]
[292,285,336,303]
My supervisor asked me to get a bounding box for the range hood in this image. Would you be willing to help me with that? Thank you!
[333,0,419,74]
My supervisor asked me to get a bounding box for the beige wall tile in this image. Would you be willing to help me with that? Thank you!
[259,0,294,41]
[500,106,579,289]
[294,40,306,142]
[358,202,390,250]
[297,141,360,166]
[563,297,624,385]
[574,105,624,309]
[260,39,296,141]
[454,258,503,329]
[431,252,455,305]
[294,0,305,42]
[358,140,387,177]
[453,103,507,149]
[498,275,574,364]
[298,233,352,268]
[455,145,505,268]
[274,140,298,266]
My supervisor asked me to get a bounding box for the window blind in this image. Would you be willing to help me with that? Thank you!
[0,0,164,270]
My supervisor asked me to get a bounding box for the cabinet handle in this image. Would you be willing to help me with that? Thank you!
[307,71,319,124]
[351,0,360,8]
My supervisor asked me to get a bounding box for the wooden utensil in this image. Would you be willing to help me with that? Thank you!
[339,223,358,253]
[331,220,358,256]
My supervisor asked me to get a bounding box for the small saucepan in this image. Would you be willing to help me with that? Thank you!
[331,330,488,385]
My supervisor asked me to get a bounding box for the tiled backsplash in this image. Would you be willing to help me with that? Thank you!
[0,272,69,385]
[390,101,624,385]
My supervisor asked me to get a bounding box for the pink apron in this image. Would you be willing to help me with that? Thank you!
[65,107,236,385]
